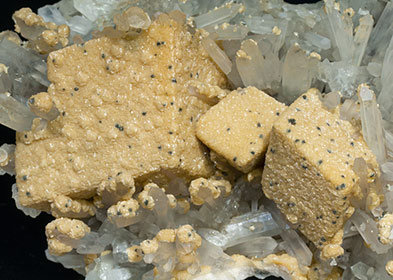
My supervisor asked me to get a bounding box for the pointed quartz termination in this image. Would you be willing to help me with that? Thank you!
[0,143,15,176]
[281,44,319,103]
[377,36,393,121]
[350,209,392,254]
[0,36,49,104]
[235,39,269,91]
[358,84,387,164]
[194,3,244,29]
[0,93,35,131]
[201,37,232,75]
[73,0,131,24]
[263,199,312,267]
[352,14,374,66]
[114,7,151,32]
[324,0,354,62]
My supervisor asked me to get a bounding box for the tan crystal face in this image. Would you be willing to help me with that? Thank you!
[15,16,228,209]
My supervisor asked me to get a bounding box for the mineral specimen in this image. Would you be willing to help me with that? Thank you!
[1,0,393,279]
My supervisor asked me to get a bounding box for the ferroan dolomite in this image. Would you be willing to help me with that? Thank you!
[196,86,286,173]
[15,14,228,210]
[262,89,380,249]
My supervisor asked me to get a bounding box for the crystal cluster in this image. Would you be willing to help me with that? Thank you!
[1,0,393,279]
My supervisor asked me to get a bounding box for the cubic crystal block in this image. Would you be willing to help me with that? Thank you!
[262,89,379,248]
[197,87,286,173]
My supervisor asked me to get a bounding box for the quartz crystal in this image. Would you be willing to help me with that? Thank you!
[358,85,387,164]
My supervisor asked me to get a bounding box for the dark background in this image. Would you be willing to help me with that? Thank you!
[0,0,319,279]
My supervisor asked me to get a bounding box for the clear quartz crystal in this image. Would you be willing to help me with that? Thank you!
[377,36,393,121]
[201,37,232,75]
[194,3,243,29]
[225,236,278,258]
[352,14,374,66]
[358,85,387,164]
[0,93,36,131]
[263,199,312,266]
[235,39,268,90]
[204,24,249,41]
[350,209,391,254]
[0,143,15,175]
[281,44,316,103]
[303,32,331,50]
[221,210,281,249]
[324,0,354,62]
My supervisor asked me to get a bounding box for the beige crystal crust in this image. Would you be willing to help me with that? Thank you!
[15,15,228,210]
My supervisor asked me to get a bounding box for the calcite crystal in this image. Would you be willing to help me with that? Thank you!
[1,0,393,279]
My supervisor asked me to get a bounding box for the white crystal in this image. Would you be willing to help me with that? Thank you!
[367,62,382,77]
[201,37,232,75]
[321,91,341,110]
[358,85,387,164]
[46,250,85,270]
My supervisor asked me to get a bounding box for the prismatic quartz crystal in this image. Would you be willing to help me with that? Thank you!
[1,0,393,279]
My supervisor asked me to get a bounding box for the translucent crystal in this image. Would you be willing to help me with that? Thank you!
[46,249,85,270]
[225,236,278,258]
[114,7,151,31]
[378,36,393,121]
[194,3,243,29]
[358,85,387,164]
[303,32,331,50]
[367,62,382,77]
[318,59,368,98]
[351,262,374,280]
[76,232,112,254]
[365,2,393,63]
[381,162,393,182]
[0,37,49,103]
[281,44,317,103]
[263,199,312,267]
[0,93,36,131]
[204,24,249,41]
[324,0,354,62]
[245,15,279,35]
[11,184,41,218]
[0,143,15,175]
[350,209,391,254]
[321,91,341,110]
[352,14,373,66]
[221,210,281,249]
[201,37,232,75]
[38,4,68,26]
[73,0,128,23]
[235,39,267,90]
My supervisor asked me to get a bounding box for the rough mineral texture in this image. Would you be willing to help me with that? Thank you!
[15,15,227,210]
[262,89,379,248]
[196,86,286,173]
